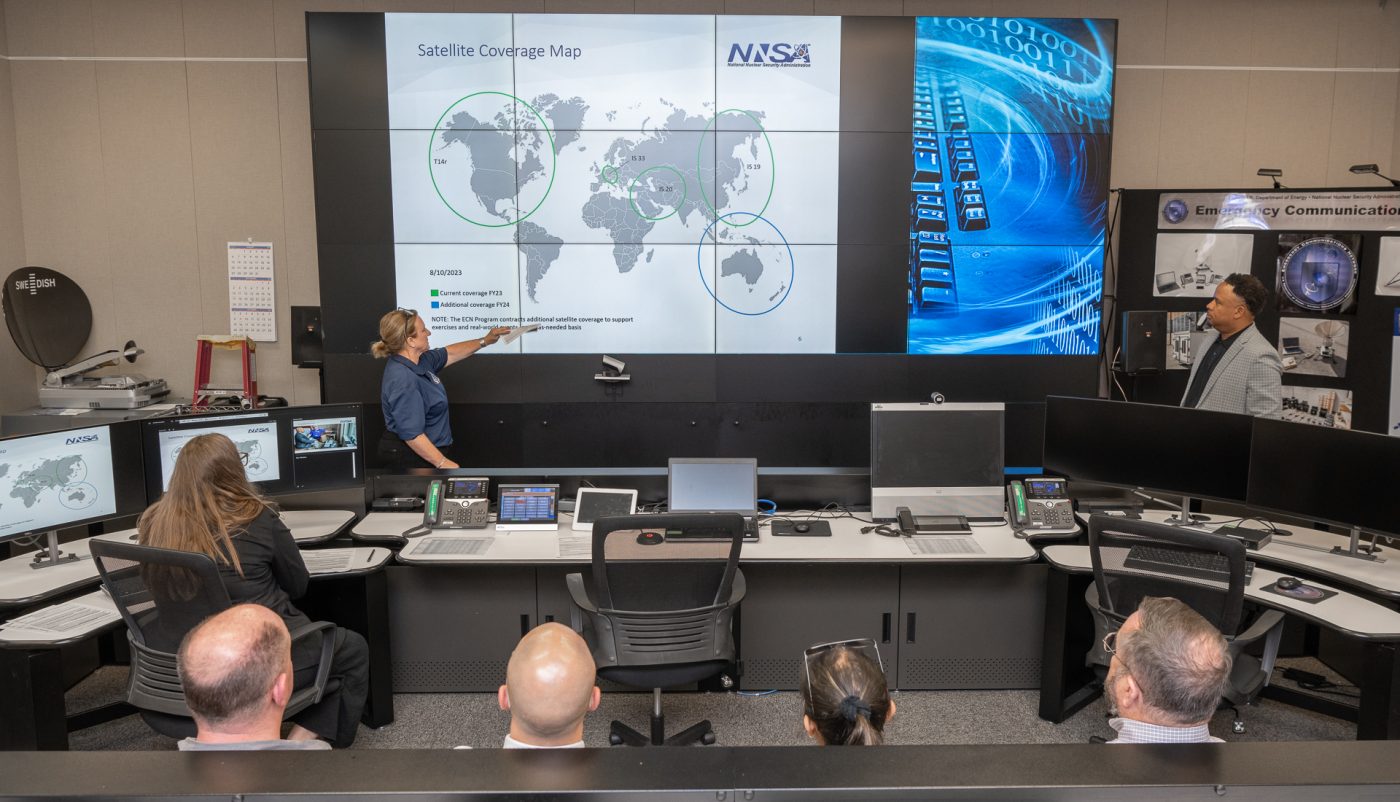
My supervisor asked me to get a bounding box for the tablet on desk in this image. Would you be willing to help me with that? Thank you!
[497,484,560,531]
[572,488,637,531]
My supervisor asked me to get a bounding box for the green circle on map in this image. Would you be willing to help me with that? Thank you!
[627,166,688,221]
[428,91,556,228]
[600,164,619,185]
[696,109,775,228]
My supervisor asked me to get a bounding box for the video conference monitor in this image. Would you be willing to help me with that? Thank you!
[869,402,1004,518]
[1247,418,1400,538]
[141,404,364,501]
[1042,396,1253,503]
[0,422,147,543]
[667,458,759,515]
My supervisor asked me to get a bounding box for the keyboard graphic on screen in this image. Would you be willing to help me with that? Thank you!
[1123,545,1253,585]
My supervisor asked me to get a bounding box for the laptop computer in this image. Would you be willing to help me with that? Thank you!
[1154,272,1181,294]
[667,457,761,542]
[1280,337,1305,356]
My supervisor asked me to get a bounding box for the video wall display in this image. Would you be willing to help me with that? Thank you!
[321,14,1115,358]
[906,17,1114,355]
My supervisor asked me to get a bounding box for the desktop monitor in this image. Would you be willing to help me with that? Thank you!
[667,458,758,515]
[0,422,147,551]
[1041,396,1252,503]
[870,402,1004,519]
[1247,418,1400,538]
[141,404,364,501]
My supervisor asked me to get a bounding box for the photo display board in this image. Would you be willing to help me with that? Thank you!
[324,14,1116,357]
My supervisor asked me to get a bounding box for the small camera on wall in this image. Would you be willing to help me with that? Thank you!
[929,392,946,404]
[595,355,630,383]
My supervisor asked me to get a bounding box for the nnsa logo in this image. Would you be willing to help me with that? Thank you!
[14,273,58,295]
[65,434,99,445]
[727,43,810,66]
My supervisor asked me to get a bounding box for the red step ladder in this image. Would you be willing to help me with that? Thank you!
[193,335,259,409]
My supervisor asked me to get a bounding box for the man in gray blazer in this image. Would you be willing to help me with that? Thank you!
[1180,273,1281,418]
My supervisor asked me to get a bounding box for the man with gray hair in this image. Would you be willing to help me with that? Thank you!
[176,604,329,750]
[1103,596,1232,743]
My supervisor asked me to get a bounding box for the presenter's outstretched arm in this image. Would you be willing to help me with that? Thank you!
[444,326,512,367]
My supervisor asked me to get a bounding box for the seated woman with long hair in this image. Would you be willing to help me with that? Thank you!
[800,639,896,746]
[138,433,368,747]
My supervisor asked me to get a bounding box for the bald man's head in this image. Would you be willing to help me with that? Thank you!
[178,604,292,727]
[499,623,600,745]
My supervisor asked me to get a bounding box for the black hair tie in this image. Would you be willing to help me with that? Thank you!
[839,694,872,722]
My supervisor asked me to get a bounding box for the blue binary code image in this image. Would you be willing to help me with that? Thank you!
[908,17,1115,356]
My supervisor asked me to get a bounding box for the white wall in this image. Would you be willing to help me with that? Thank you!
[0,0,1396,413]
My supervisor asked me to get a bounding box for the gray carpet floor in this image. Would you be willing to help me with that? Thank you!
[65,657,1357,750]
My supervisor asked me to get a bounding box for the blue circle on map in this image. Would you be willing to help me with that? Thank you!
[696,213,795,316]
[1280,237,1358,312]
[58,482,98,511]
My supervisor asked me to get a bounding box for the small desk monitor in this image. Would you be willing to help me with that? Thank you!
[573,488,638,532]
[0,422,146,567]
[497,484,560,531]
[667,458,758,516]
[1042,396,1253,505]
[1247,418,1400,539]
[870,402,1004,519]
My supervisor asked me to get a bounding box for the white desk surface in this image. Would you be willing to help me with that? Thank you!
[1041,545,1400,641]
[353,512,1039,565]
[1092,510,1400,600]
[0,509,360,607]
[0,547,390,649]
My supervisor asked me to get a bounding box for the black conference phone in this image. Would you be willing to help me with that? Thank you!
[417,477,491,532]
[1006,476,1074,533]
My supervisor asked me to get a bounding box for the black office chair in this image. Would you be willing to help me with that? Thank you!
[566,512,746,746]
[1082,514,1284,735]
[89,539,337,739]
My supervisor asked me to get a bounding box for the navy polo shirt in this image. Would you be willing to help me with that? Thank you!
[381,348,452,446]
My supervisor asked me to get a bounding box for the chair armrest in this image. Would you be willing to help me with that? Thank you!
[288,620,338,704]
[1231,609,1285,647]
[729,569,746,605]
[565,573,597,613]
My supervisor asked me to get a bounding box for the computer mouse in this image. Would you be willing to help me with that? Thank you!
[794,523,811,534]
[1276,577,1302,591]
[636,530,664,546]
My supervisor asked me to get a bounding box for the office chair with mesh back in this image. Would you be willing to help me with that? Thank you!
[1083,514,1284,734]
[566,512,746,746]
[89,539,337,739]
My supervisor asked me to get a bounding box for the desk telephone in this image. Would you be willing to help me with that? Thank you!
[421,478,490,530]
[1007,477,1074,533]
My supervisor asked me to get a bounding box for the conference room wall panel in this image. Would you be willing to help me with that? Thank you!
[8,59,116,354]
[91,0,184,57]
[1240,71,1339,190]
[94,61,205,395]
[0,10,34,413]
[187,60,300,404]
[1,0,1400,421]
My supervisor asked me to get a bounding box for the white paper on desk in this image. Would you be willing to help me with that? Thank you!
[557,536,592,559]
[302,549,356,575]
[905,537,984,556]
[0,600,119,634]
[501,324,540,345]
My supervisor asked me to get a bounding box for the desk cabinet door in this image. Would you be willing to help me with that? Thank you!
[898,563,1046,689]
[386,566,536,692]
[737,564,900,690]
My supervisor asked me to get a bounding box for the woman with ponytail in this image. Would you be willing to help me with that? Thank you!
[138,434,368,748]
[799,638,895,746]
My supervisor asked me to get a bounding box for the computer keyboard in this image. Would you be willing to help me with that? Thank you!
[1123,545,1253,584]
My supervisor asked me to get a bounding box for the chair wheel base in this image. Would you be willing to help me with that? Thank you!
[608,718,715,747]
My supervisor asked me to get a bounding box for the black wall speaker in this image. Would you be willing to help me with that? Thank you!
[291,306,323,368]
[1120,311,1166,374]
